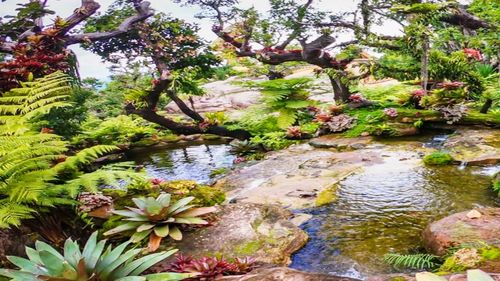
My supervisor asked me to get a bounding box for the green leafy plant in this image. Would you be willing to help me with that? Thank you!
[250,132,297,151]
[249,78,315,129]
[104,193,216,252]
[74,115,156,145]
[0,231,193,281]
[0,73,143,228]
[384,253,440,270]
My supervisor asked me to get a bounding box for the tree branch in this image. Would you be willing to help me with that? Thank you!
[65,1,154,45]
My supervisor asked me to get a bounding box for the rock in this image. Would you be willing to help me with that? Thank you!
[218,267,360,281]
[443,128,500,166]
[153,203,308,268]
[366,273,500,281]
[466,210,482,219]
[423,208,500,256]
[290,213,313,226]
[309,135,373,150]
[216,144,377,209]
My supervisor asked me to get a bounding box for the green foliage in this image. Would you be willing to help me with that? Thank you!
[423,152,454,165]
[0,231,192,281]
[83,8,219,74]
[492,174,500,197]
[0,74,143,228]
[375,53,420,81]
[250,132,297,151]
[104,193,216,251]
[74,115,157,145]
[250,78,315,129]
[384,253,440,270]
[355,83,420,106]
[204,111,229,126]
[229,106,281,135]
[34,86,93,139]
[343,108,385,137]
[0,71,74,135]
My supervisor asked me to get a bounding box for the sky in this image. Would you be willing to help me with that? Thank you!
[1,0,402,80]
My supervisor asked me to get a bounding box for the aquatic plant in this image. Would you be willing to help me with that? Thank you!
[0,232,192,281]
[423,152,454,165]
[104,193,216,251]
[384,253,440,270]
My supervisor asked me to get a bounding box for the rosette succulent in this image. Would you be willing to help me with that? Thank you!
[104,193,216,251]
[0,232,193,281]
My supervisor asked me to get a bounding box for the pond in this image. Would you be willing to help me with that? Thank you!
[127,143,236,184]
[126,136,499,279]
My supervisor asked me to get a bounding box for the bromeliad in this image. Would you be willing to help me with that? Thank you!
[104,193,216,252]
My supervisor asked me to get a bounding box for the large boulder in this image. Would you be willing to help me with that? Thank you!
[423,208,500,256]
[152,203,308,269]
[218,267,360,281]
[443,128,500,166]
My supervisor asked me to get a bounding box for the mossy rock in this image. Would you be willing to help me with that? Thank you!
[130,138,159,148]
[423,152,454,165]
[202,134,221,141]
[160,135,182,143]
[315,185,339,207]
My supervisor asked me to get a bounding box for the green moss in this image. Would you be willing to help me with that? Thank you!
[438,256,467,273]
[315,185,338,207]
[130,138,159,147]
[492,173,500,197]
[235,240,263,255]
[160,134,181,143]
[209,168,228,178]
[202,134,221,141]
[189,185,226,206]
[423,152,454,165]
[480,246,500,261]
[389,277,407,281]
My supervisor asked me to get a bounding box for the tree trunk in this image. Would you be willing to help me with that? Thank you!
[480,98,493,114]
[328,74,351,103]
[420,33,430,90]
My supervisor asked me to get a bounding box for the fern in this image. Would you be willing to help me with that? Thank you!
[0,71,73,135]
[249,78,315,129]
[384,253,441,270]
[0,73,144,228]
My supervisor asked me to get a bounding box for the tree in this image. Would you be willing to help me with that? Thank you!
[175,0,367,102]
[0,0,250,139]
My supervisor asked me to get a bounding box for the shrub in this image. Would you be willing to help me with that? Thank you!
[423,152,454,165]
[0,232,192,281]
[75,115,157,145]
[250,132,297,151]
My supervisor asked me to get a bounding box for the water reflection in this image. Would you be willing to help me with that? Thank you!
[291,156,499,278]
[127,144,236,184]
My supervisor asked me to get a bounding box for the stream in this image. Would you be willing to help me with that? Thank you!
[127,135,500,279]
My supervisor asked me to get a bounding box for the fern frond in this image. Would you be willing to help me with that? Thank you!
[54,145,118,171]
[384,253,440,270]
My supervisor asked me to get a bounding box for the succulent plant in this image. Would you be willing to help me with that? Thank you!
[286,126,302,139]
[0,231,193,281]
[322,114,357,133]
[78,192,113,213]
[229,140,258,156]
[167,255,255,280]
[104,193,216,252]
[383,108,398,118]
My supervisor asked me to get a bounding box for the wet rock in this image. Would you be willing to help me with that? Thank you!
[154,203,308,268]
[423,208,500,256]
[216,144,377,209]
[218,267,360,281]
[366,273,500,281]
[443,128,500,166]
[309,135,373,150]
